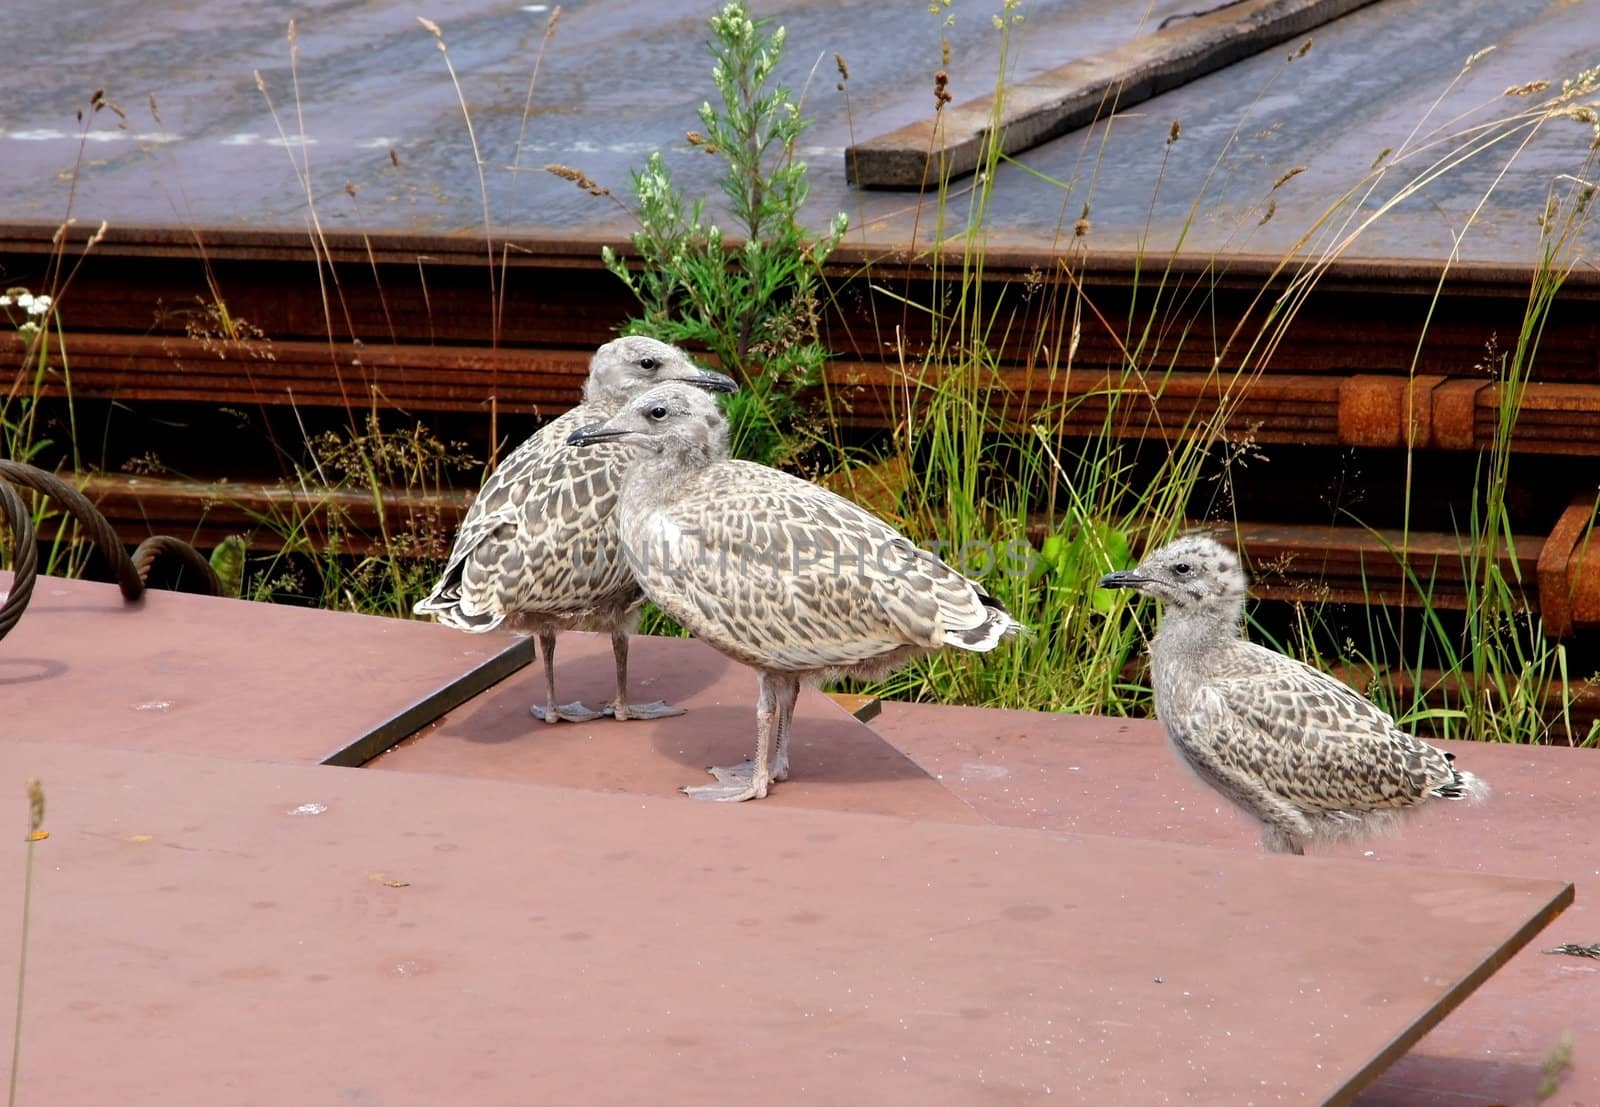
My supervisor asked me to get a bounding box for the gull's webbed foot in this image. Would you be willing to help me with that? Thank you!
[681,761,769,802]
[530,701,603,724]
[604,700,686,722]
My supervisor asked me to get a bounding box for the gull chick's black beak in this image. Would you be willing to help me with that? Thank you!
[683,369,739,394]
[1098,569,1144,590]
[568,422,631,447]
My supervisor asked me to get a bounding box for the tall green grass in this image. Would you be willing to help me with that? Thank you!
[2,199,110,582]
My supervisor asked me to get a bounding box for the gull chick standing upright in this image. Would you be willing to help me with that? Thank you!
[1100,535,1488,854]
[414,336,737,724]
[569,382,1024,802]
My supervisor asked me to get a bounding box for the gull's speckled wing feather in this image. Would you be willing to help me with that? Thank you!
[623,460,1007,672]
[1192,639,1457,812]
[415,405,641,631]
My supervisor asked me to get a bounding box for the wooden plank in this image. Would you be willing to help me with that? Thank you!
[846,0,1383,189]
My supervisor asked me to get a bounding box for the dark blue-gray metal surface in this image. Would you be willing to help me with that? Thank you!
[0,0,1594,261]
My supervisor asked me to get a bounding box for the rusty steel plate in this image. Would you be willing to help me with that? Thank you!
[373,631,981,824]
[0,570,529,765]
[0,0,1594,262]
[869,702,1599,1107]
[0,739,1572,1107]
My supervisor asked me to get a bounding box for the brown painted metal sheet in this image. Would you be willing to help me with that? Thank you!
[868,702,1598,1106]
[0,0,1593,262]
[372,631,981,824]
[0,738,1572,1106]
[0,570,529,765]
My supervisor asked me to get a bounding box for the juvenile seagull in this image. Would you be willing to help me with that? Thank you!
[569,383,1024,801]
[1099,536,1488,854]
[414,337,737,724]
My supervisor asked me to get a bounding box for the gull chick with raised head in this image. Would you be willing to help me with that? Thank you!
[1100,536,1488,854]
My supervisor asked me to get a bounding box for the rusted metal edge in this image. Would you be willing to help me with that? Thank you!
[1329,879,1574,1107]
[844,0,1382,190]
[59,468,1600,631]
[4,220,1598,295]
[1538,493,1600,638]
[1232,521,1551,616]
[29,337,1600,453]
[823,691,883,724]
[318,634,535,767]
[1327,663,1600,733]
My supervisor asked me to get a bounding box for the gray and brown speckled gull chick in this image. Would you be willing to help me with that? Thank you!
[569,382,1025,802]
[1099,535,1488,854]
[413,337,737,724]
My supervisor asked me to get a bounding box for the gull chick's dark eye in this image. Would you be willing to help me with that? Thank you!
[648,405,669,420]
[639,357,659,370]
[1173,562,1191,575]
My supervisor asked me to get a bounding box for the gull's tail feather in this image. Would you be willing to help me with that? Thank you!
[948,589,1027,652]
[414,581,505,632]
[1434,765,1491,803]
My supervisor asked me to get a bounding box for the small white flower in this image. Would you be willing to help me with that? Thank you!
[17,321,39,337]
[27,299,49,316]
[15,293,33,308]
[0,295,11,306]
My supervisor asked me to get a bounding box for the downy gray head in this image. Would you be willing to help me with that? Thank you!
[1098,535,1250,622]
[567,381,731,465]
[581,336,739,411]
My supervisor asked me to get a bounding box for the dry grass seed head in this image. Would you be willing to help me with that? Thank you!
[27,778,45,834]
[545,163,610,196]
